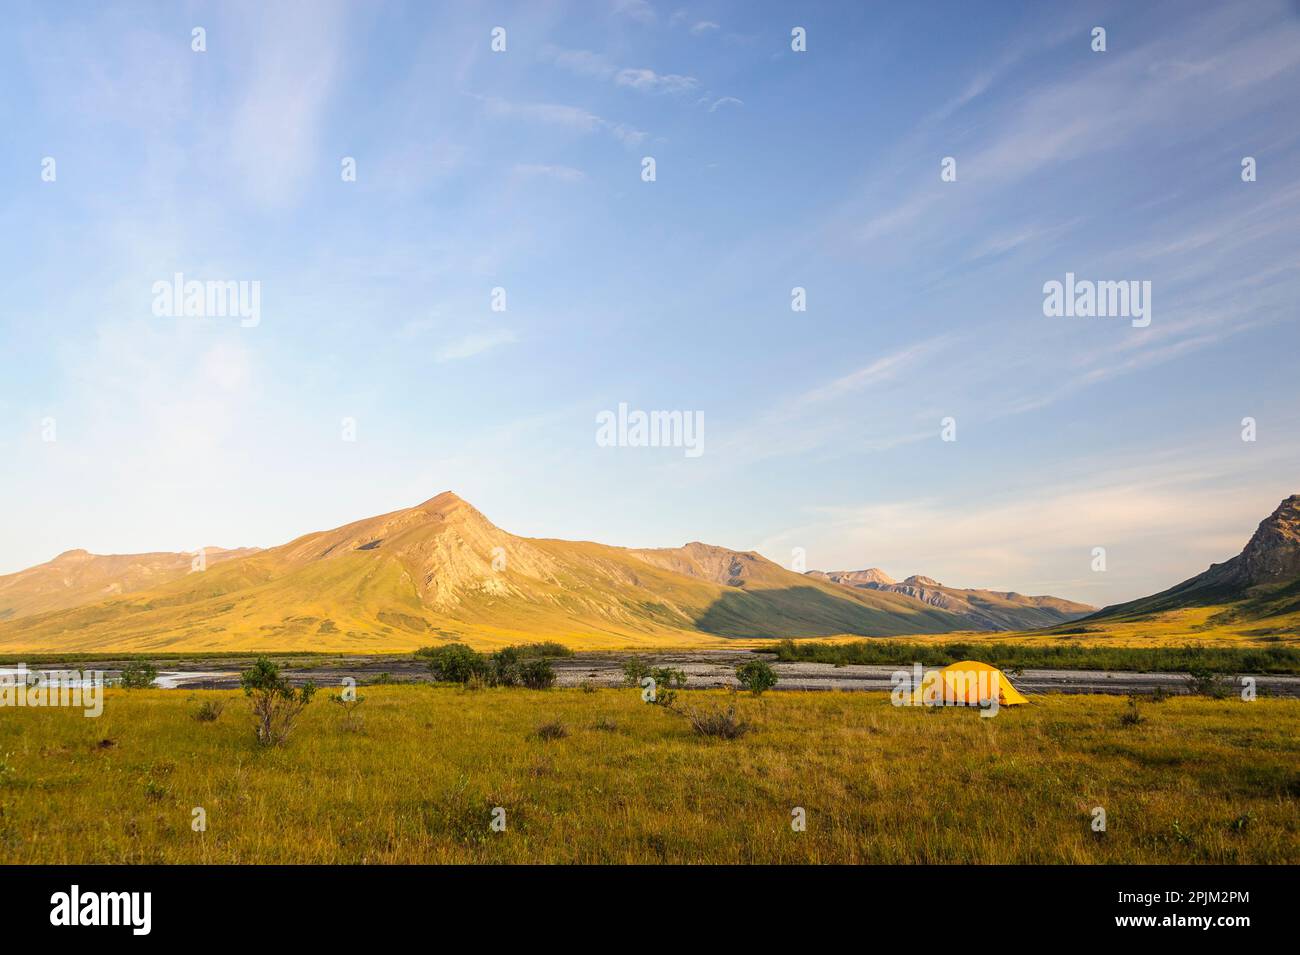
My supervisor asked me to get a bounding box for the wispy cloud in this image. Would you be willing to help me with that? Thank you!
[226,1,348,207]
[435,329,519,363]
[545,46,699,96]
[613,0,656,24]
[615,67,698,94]
[513,163,586,183]
[478,95,647,146]
[794,337,954,408]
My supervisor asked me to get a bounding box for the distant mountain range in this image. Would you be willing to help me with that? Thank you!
[0,492,1093,653]
[806,569,1094,631]
[0,546,259,621]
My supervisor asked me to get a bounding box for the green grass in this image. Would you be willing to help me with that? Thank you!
[1,685,1296,863]
[773,638,1300,674]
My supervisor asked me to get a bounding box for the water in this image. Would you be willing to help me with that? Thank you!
[0,667,228,689]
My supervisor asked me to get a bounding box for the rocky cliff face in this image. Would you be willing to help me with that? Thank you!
[1087,493,1300,621]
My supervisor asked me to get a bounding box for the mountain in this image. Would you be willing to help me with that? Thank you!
[0,492,975,653]
[1084,494,1300,629]
[0,546,259,622]
[808,569,1094,631]
[813,567,898,588]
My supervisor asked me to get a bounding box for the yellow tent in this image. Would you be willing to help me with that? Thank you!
[908,660,1029,707]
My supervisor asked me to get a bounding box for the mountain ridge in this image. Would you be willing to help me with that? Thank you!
[807,568,1095,631]
[0,490,1052,653]
[0,545,260,622]
[1086,493,1300,623]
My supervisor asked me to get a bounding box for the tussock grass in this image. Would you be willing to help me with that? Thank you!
[0,686,1296,863]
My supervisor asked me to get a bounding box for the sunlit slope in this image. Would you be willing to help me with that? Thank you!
[0,546,259,622]
[0,493,969,653]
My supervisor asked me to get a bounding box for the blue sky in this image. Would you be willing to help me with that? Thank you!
[1,0,1297,606]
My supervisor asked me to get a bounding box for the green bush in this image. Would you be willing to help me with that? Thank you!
[119,661,158,689]
[647,667,687,707]
[240,657,317,746]
[1186,666,1233,698]
[511,641,573,658]
[424,643,556,689]
[424,644,489,684]
[735,659,778,695]
[519,658,556,690]
[622,657,651,687]
[329,690,367,731]
[622,659,685,704]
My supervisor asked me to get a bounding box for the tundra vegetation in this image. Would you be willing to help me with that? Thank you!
[0,685,1296,863]
[240,656,316,747]
[418,642,562,689]
[118,661,158,689]
[772,639,1300,674]
[735,659,778,695]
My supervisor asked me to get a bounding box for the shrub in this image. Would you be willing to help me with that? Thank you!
[119,661,158,689]
[329,691,366,731]
[424,643,558,689]
[735,659,778,695]
[488,647,522,686]
[1186,667,1232,699]
[594,716,618,732]
[191,699,226,723]
[622,657,651,687]
[534,720,568,741]
[424,643,488,684]
[1119,695,1145,727]
[646,666,687,707]
[680,698,750,739]
[511,641,573,658]
[580,680,597,694]
[240,657,317,746]
[519,658,556,690]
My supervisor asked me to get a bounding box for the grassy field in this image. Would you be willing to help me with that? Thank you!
[1,685,1296,864]
[950,603,1300,649]
[772,638,1300,673]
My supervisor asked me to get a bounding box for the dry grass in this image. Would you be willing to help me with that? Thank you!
[0,686,1296,863]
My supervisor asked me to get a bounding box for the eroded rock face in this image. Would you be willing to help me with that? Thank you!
[1223,494,1300,587]
[1090,494,1300,620]
[813,568,897,587]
